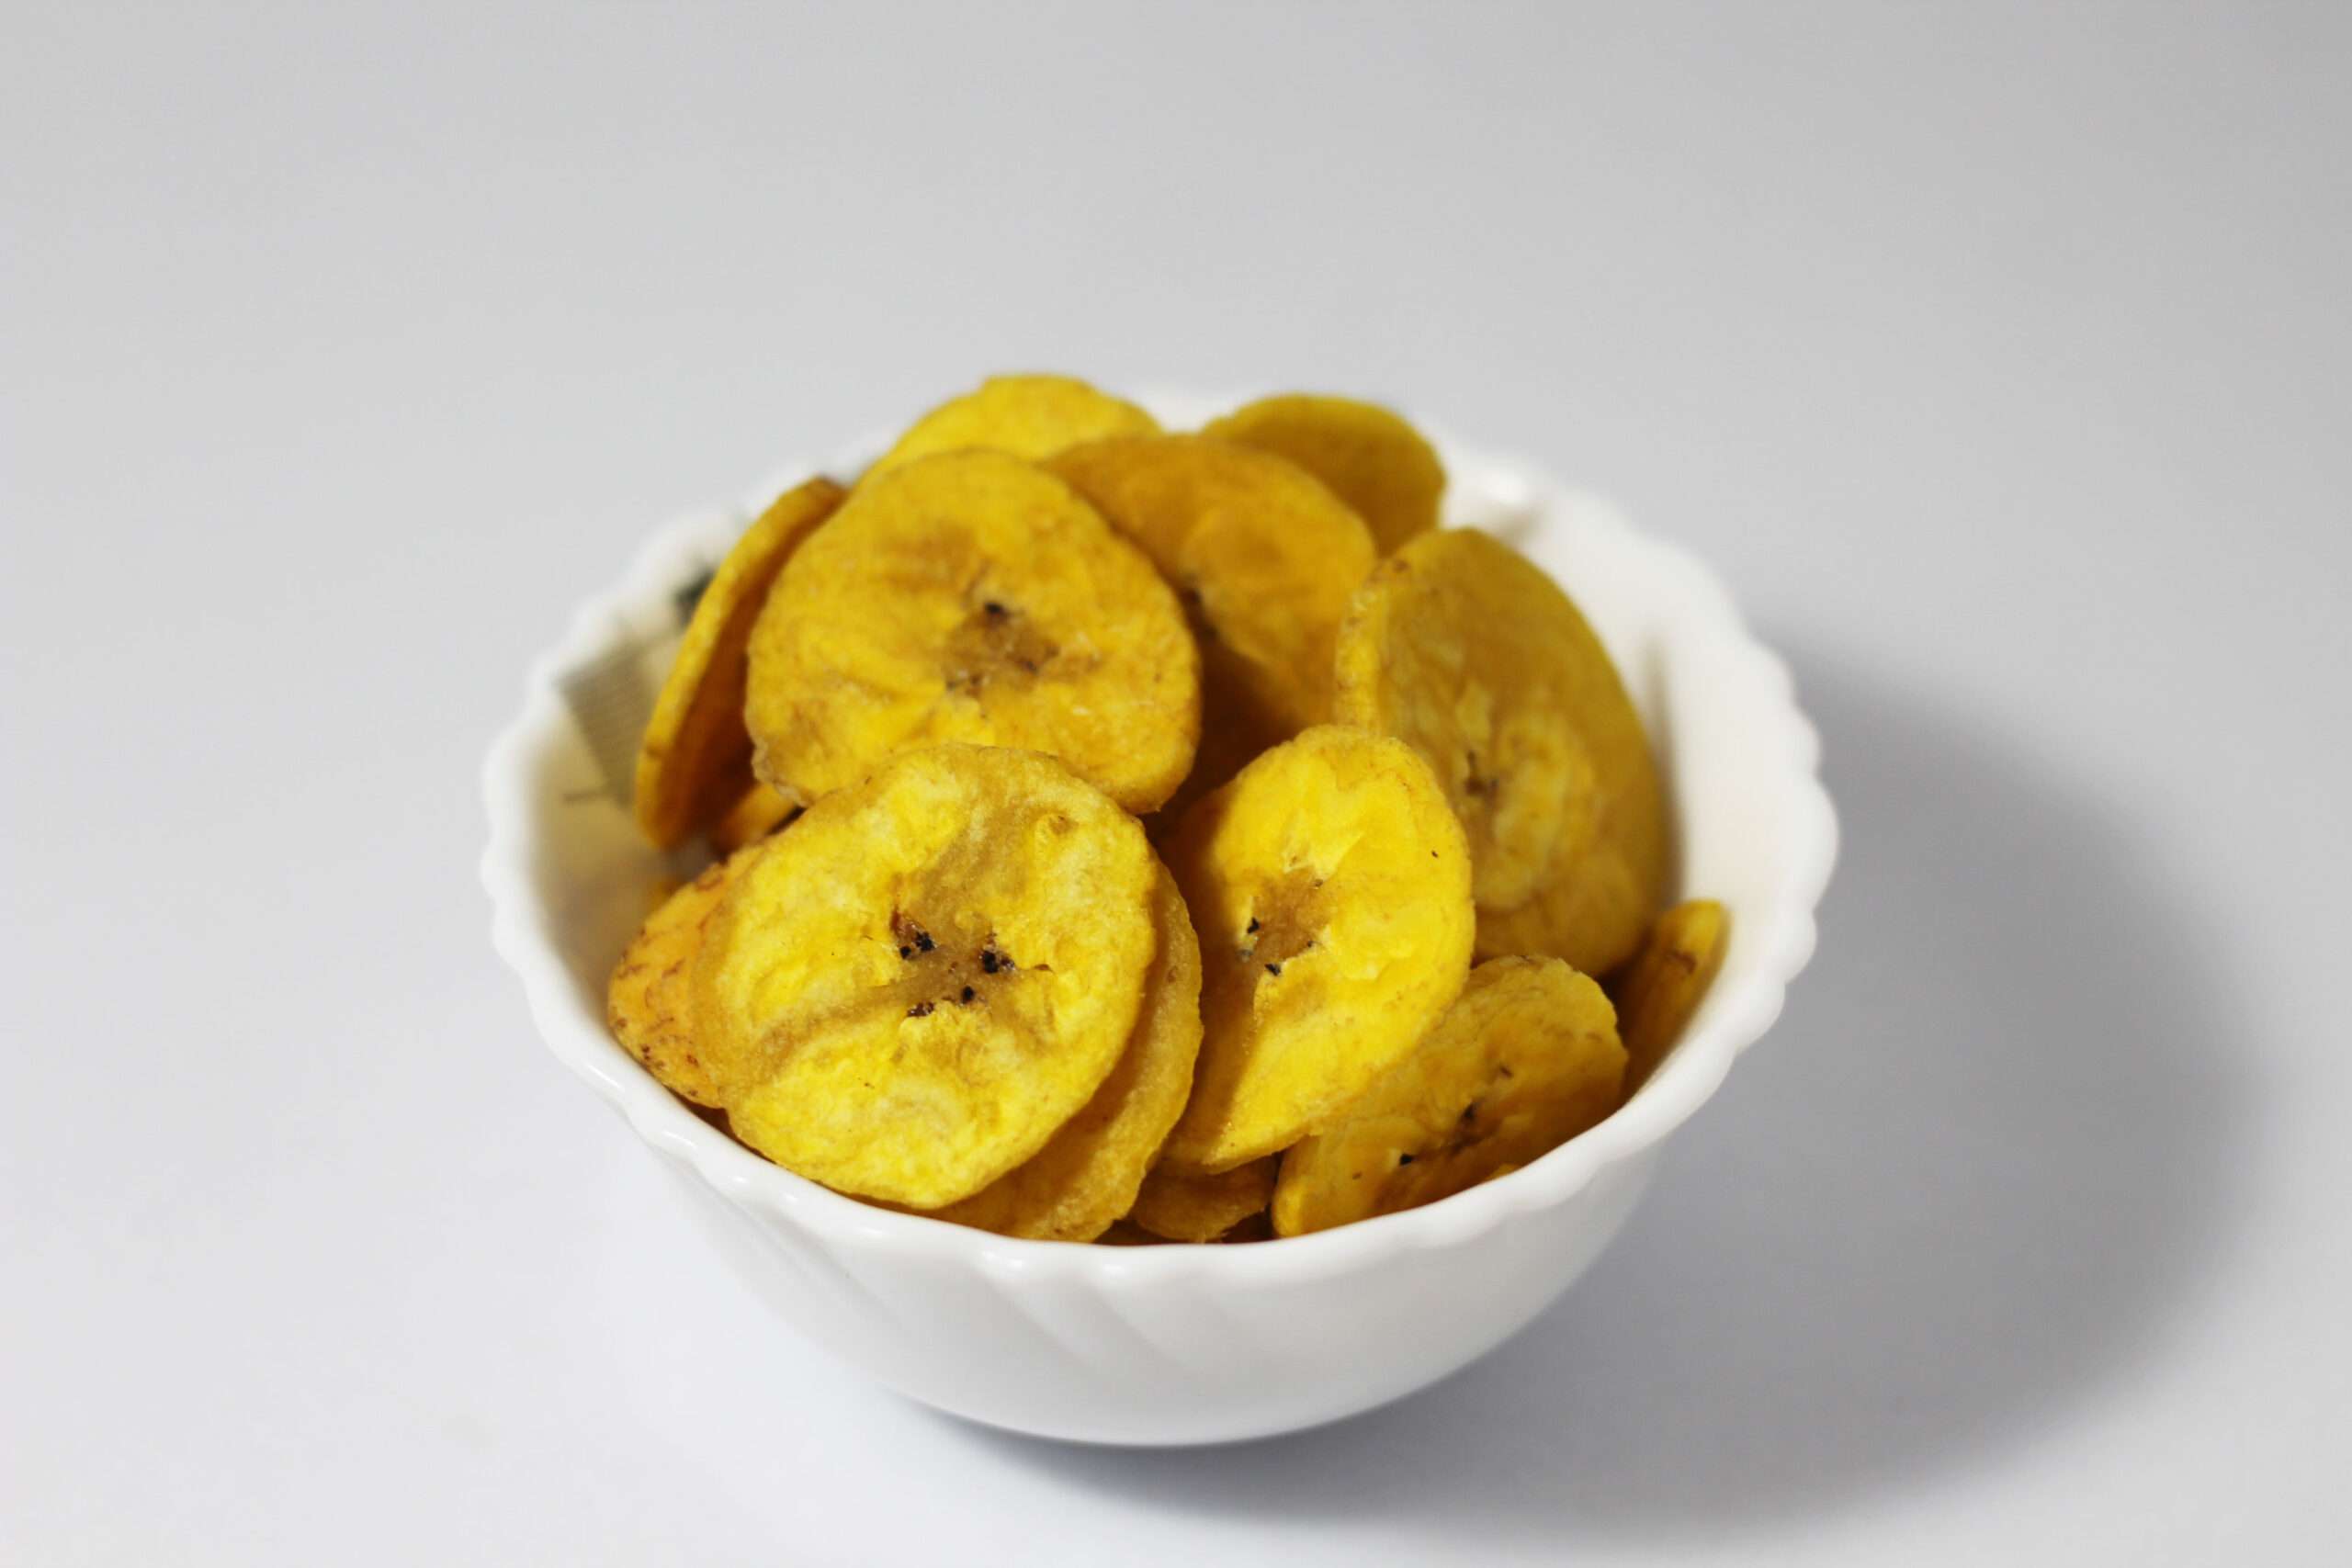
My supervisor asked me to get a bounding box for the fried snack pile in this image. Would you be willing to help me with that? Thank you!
[604,372,1730,1242]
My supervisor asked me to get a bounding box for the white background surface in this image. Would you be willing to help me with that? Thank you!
[6,4,2348,1562]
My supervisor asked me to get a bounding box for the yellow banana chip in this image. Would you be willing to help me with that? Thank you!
[1159,726,1475,1173]
[708,782,795,853]
[1203,393,1444,554]
[927,866,1203,1241]
[606,851,757,1107]
[746,451,1200,813]
[634,476,846,849]
[1048,434,1377,813]
[1334,528,1666,974]
[868,373,1159,475]
[1613,898,1729,1092]
[694,744,1159,1207]
[1271,957,1624,1235]
[1126,1156,1277,1243]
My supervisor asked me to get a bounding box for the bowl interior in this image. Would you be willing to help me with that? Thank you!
[487,424,1828,1252]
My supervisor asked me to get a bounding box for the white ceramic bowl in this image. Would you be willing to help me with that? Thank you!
[481,400,1838,1446]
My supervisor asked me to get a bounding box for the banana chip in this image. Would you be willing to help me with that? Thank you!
[1271,957,1625,1235]
[1613,899,1729,1092]
[868,373,1159,475]
[746,452,1199,813]
[694,745,1159,1207]
[1203,393,1443,554]
[1159,726,1475,1173]
[634,477,846,849]
[1126,1156,1277,1243]
[606,851,757,1107]
[1048,434,1377,811]
[928,866,1203,1241]
[1334,528,1666,974]
[708,782,795,853]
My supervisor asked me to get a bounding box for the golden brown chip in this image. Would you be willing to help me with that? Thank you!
[1271,957,1625,1235]
[707,782,795,853]
[1094,1220,1171,1247]
[1203,393,1444,554]
[605,851,759,1107]
[1126,1156,1277,1243]
[1612,898,1729,1092]
[1217,1212,1278,1244]
[867,373,1159,475]
[633,476,846,849]
[694,745,1158,1207]
[1158,726,1475,1174]
[1334,528,1666,974]
[1048,435,1377,812]
[746,452,1199,813]
[925,865,1203,1241]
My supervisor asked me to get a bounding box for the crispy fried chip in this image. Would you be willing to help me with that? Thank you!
[1612,898,1729,1092]
[868,373,1159,475]
[707,782,796,853]
[633,476,846,848]
[746,452,1199,813]
[926,866,1203,1240]
[606,851,759,1107]
[694,745,1157,1207]
[1203,393,1444,554]
[1271,957,1624,1235]
[1095,1220,1171,1247]
[1334,528,1666,974]
[1159,726,1475,1173]
[1048,435,1377,812]
[1126,1156,1277,1243]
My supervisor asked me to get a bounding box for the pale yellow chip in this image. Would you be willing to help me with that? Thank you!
[867,373,1159,475]
[1613,898,1729,1092]
[695,745,1159,1207]
[1334,528,1666,974]
[633,476,846,849]
[747,452,1199,813]
[926,866,1203,1241]
[1126,1156,1277,1243]
[1159,726,1475,1173]
[1048,434,1377,814]
[1271,957,1624,1235]
[606,850,758,1107]
[1203,393,1444,554]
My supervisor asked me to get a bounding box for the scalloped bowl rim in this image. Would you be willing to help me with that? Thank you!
[480,401,1838,1292]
